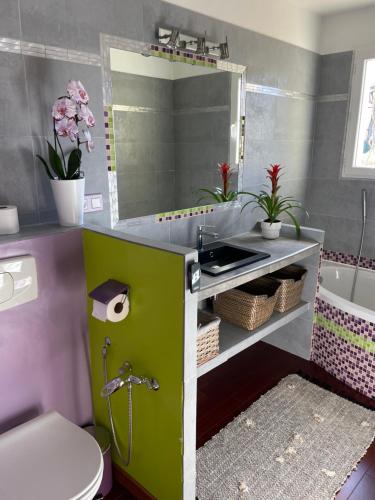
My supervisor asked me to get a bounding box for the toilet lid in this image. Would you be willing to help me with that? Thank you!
[0,411,104,500]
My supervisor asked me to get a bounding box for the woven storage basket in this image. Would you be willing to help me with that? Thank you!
[269,264,307,313]
[213,277,281,331]
[197,310,220,366]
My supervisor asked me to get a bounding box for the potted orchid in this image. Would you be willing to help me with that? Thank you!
[198,163,240,203]
[36,80,95,226]
[241,164,306,239]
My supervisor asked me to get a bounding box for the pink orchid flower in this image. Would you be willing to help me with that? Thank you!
[78,104,96,127]
[52,97,76,120]
[81,129,95,152]
[55,117,79,142]
[67,80,89,104]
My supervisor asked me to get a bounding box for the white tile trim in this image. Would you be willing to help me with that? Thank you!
[246,83,348,104]
[316,93,348,102]
[246,82,315,101]
[0,36,101,66]
[0,37,20,54]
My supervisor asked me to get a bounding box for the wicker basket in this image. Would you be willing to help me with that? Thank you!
[213,277,281,331]
[269,264,307,313]
[197,310,220,366]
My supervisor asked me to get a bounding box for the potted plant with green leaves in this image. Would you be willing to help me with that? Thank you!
[197,162,240,203]
[36,80,95,226]
[241,164,306,239]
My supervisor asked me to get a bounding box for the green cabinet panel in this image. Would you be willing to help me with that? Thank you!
[83,230,185,499]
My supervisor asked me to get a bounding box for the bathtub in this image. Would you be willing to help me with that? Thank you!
[312,260,375,399]
[319,261,375,322]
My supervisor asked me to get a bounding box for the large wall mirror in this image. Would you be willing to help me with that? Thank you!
[101,35,246,226]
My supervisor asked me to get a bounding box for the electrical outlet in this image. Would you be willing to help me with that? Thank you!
[84,193,103,213]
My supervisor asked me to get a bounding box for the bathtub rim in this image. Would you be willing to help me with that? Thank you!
[319,260,375,324]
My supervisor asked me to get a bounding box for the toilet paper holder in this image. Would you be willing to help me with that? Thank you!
[89,279,130,322]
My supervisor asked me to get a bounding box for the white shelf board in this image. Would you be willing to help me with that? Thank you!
[197,301,310,377]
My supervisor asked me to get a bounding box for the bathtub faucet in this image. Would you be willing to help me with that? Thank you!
[100,361,159,398]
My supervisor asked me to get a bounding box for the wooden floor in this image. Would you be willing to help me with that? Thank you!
[106,484,136,500]
[107,341,375,499]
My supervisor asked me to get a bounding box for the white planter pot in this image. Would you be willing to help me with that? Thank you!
[261,220,282,240]
[50,178,85,227]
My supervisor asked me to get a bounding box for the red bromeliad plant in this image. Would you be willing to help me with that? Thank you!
[268,163,281,196]
[241,164,306,236]
[198,162,240,203]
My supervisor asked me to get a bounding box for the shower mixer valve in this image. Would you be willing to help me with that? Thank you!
[101,361,160,398]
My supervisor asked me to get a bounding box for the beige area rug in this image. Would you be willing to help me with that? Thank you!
[196,374,375,500]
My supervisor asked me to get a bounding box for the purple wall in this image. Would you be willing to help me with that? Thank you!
[0,229,92,432]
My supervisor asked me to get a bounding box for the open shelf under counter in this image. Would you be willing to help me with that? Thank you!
[197,301,310,377]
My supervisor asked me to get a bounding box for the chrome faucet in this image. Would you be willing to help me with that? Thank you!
[100,361,160,398]
[196,225,219,252]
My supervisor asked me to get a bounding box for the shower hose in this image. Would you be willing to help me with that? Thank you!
[350,189,367,303]
[101,339,133,466]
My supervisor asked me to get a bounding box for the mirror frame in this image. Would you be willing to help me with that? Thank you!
[100,33,247,229]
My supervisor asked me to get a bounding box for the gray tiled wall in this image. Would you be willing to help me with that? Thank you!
[307,51,375,258]
[0,0,318,245]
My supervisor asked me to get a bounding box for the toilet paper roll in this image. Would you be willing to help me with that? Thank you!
[0,206,19,235]
[92,293,129,322]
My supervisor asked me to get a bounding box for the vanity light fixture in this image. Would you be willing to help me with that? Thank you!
[157,27,230,60]
[195,36,207,55]
[158,28,180,49]
[168,28,180,49]
[211,37,230,60]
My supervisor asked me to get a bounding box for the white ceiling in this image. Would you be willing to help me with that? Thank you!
[166,0,375,53]
[290,0,375,15]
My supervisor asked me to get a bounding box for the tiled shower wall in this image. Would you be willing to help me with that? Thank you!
[307,51,375,258]
[0,0,318,247]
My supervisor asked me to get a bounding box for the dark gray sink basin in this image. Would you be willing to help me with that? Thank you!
[198,243,270,276]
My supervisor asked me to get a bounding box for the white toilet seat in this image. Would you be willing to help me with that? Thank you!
[0,411,104,500]
[73,459,104,500]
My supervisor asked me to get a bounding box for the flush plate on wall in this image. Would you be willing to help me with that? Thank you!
[0,255,38,312]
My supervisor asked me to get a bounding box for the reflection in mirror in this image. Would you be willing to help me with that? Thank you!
[109,48,242,220]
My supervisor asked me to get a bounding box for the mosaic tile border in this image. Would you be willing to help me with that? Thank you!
[216,59,246,74]
[322,249,375,270]
[156,206,214,223]
[150,44,217,68]
[108,170,119,228]
[312,297,375,399]
[104,106,116,172]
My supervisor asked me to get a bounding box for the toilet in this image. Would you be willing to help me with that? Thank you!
[0,411,103,500]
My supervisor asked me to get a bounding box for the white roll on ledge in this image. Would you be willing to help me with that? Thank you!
[0,205,20,235]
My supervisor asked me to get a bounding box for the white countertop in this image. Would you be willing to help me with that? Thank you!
[198,231,320,300]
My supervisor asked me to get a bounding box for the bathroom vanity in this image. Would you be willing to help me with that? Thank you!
[83,222,324,500]
[196,230,321,376]
[81,31,325,500]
